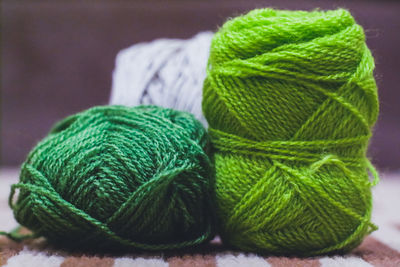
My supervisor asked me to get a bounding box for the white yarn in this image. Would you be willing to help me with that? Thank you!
[110,32,213,125]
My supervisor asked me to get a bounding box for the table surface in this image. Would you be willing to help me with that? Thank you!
[1,168,400,266]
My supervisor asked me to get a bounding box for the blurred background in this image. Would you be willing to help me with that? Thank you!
[1,0,399,172]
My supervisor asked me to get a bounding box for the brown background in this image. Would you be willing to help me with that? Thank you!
[1,0,399,171]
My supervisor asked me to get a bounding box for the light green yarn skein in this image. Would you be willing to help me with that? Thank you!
[202,8,379,256]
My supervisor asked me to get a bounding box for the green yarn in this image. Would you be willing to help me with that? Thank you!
[202,8,379,256]
[9,105,215,250]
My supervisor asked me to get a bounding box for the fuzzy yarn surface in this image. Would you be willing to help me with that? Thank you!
[202,8,379,256]
[110,32,213,126]
[9,105,215,250]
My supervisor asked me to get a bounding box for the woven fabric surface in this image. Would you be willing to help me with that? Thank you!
[1,168,400,266]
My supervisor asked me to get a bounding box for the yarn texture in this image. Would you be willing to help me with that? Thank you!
[110,32,213,125]
[202,8,379,255]
[10,105,215,250]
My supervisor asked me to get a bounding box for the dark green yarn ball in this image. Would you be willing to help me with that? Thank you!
[10,105,215,250]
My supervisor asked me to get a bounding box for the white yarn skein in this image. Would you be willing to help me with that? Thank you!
[110,32,213,125]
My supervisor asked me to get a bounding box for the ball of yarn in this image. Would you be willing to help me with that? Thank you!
[202,8,379,255]
[110,32,213,126]
[10,105,215,250]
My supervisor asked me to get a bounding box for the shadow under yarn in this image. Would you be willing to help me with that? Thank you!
[202,8,379,256]
[9,105,215,251]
